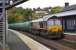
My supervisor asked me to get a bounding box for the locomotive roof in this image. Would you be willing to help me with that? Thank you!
[43,9,76,21]
[31,18,43,22]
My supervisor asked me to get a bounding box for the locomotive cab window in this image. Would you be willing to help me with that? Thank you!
[47,19,54,25]
[47,19,61,26]
[55,19,61,25]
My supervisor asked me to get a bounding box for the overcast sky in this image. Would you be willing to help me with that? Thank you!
[16,0,76,9]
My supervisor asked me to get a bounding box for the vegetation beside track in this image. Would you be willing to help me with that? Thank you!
[56,39,76,49]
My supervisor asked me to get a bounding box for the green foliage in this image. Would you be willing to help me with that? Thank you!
[7,7,33,23]
[7,7,17,23]
[32,12,40,19]
[23,8,33,20]
[51,6,61,14]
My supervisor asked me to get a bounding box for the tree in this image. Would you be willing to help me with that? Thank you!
[32,12,39,19]
[7,7,17,23]
[23,8,33,20]
[51,6,61,14]
[7,7,33,23]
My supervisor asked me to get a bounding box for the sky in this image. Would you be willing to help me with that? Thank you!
[16,0,76,9]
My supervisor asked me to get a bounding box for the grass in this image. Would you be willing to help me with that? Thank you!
[59,39,76,49]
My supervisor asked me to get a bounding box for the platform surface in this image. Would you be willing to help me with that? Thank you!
[8,29,51,50]
[7,30,31,50]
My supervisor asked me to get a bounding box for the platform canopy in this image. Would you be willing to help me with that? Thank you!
[6,0,28,9]
[43,9,76,21]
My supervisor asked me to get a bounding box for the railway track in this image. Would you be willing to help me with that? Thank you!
[19,31,75,50]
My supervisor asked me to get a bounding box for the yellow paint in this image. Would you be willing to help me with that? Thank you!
[48,25,62,32]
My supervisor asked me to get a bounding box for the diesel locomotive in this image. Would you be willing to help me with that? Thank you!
[9,16,64,39]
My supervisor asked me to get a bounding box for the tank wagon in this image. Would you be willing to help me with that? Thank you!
[9,22,31,31]
[9,16,64,39]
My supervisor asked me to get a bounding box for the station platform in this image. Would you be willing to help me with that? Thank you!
[64,33,76,41]
[64,33,76,35]
[7,29,50,50]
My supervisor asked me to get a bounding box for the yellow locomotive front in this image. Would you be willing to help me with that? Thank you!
[48,19,62,32]
[47,16,64,39]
